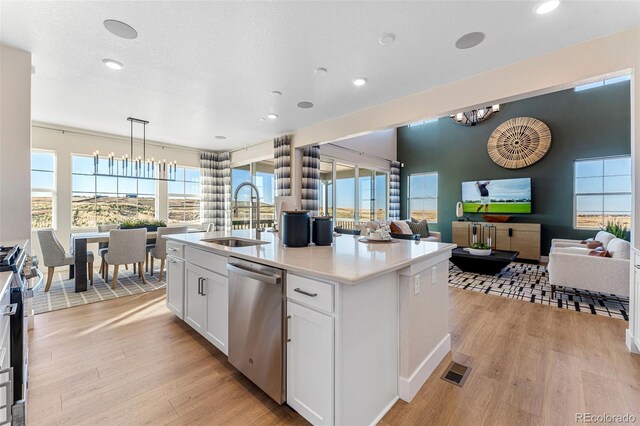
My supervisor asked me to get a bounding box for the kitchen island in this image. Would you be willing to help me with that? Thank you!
[164,229,455,426]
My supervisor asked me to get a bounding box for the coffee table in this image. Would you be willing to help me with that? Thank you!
[450,248,519,275]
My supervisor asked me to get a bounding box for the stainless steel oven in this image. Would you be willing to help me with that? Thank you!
[0,244,41,425]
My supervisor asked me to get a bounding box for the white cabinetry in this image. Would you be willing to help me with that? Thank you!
[166,256,185,318]
[286,300,334,425]
[184,258,229,355]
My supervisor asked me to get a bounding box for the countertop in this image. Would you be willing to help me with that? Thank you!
[165,230,456,284]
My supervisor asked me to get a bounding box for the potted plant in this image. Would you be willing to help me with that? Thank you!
[466,242,492,256]
[600,220,629,240]
[120,219,167,232]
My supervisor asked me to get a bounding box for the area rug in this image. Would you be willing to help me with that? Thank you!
[449,262,629,321]
[32,267,166,314]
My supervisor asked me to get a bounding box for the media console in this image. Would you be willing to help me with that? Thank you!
[451,221,541,262]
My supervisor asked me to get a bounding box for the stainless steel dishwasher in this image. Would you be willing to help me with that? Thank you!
[226,257,286,404]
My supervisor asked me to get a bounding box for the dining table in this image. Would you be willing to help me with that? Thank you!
[69,229,203,292]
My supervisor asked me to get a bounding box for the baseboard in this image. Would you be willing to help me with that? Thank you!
[540,256,549,264]
[626,329,640,354]
[398,333,451,402]
[368,395,399,426]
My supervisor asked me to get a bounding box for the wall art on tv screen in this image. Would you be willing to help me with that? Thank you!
[462,178,532,214]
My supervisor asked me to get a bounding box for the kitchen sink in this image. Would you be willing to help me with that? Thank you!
[201,237,269,248]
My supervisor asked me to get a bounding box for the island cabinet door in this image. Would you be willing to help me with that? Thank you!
[203,269,229,356]
[184,263,207,334]
[286,301,334,426]
[166,256,185,319]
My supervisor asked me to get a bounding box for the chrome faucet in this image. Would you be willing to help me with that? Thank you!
[233,181,263,231]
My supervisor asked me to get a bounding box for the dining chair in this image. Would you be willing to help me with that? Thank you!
[103,228,148,289]
[37,229,94,291]
[97,224,120,275]
[149,226,188,281]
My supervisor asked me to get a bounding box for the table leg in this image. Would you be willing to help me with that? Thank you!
[69,264,74,279]
[74,238,88,292]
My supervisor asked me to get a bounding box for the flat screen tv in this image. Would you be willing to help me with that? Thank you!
[461,178,532,214]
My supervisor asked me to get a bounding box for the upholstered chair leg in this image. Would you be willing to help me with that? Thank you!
[125,264,129,270]
[133,263,137,275]
[111,264,119,289]
[150,256,154,276]
[45,267,55,292]
[99,260,103,274]
[88,261,94,286]
[139,262,147,284]
[159,258,165,282]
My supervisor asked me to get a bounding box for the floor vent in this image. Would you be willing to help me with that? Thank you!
[441,362,471,387]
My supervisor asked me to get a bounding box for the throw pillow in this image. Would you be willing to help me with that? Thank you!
[583,241,603,249]
[390,221,413,235]
[407,219,430,238]
[588,250,611,257]
[580,238,594,244]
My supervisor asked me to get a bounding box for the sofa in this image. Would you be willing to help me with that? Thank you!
[353,220,441,242]
[547,237,630,297]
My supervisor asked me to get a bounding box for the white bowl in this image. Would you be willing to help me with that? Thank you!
[465,248,492,256]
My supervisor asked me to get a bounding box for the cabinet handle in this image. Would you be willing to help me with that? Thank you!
[286,315,291,342]
[169,247,179,252]
[294,288,317,297]
[169,258,177,264]
[197,277,202,295]
[200,278,206,296]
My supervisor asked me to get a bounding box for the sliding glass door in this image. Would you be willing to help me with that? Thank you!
[231,160,275,229]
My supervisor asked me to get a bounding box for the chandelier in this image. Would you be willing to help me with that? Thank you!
[450,104,500,126]
[93,117,177,181]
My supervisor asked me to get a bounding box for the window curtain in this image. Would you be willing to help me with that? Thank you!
[200,152,231,231]
[274,135,292,197]
[389,161,401,220]
[301,145,320,214]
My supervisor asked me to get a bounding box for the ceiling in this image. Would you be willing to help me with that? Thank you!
[1,1,639,151]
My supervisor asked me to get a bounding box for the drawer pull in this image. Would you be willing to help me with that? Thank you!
[294,288,317,297]
[169,248,180,252]
[0,304,17,317]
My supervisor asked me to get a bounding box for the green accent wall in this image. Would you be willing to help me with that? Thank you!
[397,81,631,255]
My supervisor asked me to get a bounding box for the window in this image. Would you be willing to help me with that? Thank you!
[319,157,388,229]
[72,154,159,227]
[168,167,201,224]
[574,75,630,92]
[408,172,438,222]
[574,156,631,229]
[231,160,275,229]
[31,151,56,229]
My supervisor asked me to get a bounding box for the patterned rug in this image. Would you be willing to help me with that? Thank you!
[449,262,629,321]
[32,266,166,314]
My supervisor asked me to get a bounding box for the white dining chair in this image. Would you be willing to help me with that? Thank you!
[103,228,148,289]
[149,226,188,282]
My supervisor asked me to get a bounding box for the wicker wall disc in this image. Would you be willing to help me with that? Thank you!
[487,117,552,169]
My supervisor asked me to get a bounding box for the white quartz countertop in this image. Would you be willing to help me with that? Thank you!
[165,230,456,284]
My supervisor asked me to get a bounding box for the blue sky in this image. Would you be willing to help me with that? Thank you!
[462,178,531,202]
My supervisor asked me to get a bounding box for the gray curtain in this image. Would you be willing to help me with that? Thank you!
[301,145,320,214]
[274,135,292,197]
[200,152,231,231]
[389,161,401,220]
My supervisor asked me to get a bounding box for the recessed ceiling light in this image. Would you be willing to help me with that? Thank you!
[214,136,226,140]
[315,67,328,75]
[258,117,266,122]
[297,101,314,109]
[271,91,282,96]
[379,33,396,45]
[535,0,560,14]
[455,32,485,50]
[102,59,124,70]
[267,113,278,119]
[352,77,368,87]
[103,19,138,39]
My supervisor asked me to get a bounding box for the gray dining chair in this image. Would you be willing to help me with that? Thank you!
[97,224,122,275]
[103,228,148,289]
[37,229,94,291]
[149,227,188,282]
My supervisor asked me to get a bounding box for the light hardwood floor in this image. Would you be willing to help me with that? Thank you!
[28,288,640,425]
